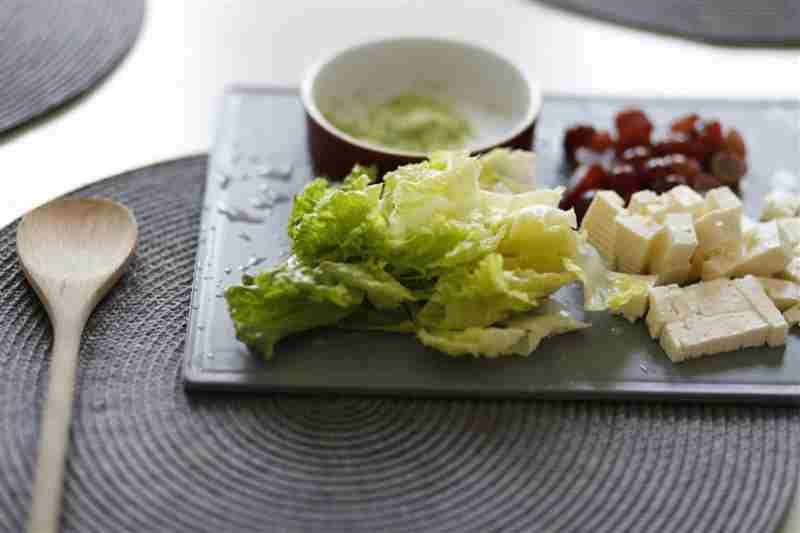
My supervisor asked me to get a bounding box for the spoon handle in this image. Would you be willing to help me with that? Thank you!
[28,328,82,533]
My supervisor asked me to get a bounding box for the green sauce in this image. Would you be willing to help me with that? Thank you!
[325,93,473,153]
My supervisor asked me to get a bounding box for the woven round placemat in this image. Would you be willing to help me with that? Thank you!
[0,156,798,532]
[535,0,800,45]
[0,0,145,134]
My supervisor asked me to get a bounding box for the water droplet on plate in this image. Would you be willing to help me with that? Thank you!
[198,325,206,331]
[237,232,252,242]
[610,326,622,336]
[251,188,289,209]
[639,363,648,374]
[207,352,215,359]
[256,162,293,180]
[224,267,232,275]
[218,172,233,190]
[216,202,265,224]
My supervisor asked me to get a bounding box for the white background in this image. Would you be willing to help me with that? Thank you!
[1,1,799,526]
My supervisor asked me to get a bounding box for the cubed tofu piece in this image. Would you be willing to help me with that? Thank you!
[660,311,769,362]
[665,185,705,219]
[777,218,800,251]
[757,277,800,311]
[761,191,800,221]
[702,221,792,280]
[782,256,800,284]
[646,285,683,338]
[649,213,697,284]
[609,273,657,323]
[581,190,625,267]
[783,304,800,327]
[705,187,742,211]
[645,277,787,362]
[614,214,661,274]
[734,276,789,346]
[734,221,792,278]
[629,190,669,221]
[695,207,742,258]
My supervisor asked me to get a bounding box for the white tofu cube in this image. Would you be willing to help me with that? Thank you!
[703,221,792,280]
[756,277,800,311]
[629,190,668,221]
[761,191,800,221]
[777,218,800,251]
[734,276,789,346]
[645,277,787,362]
[782,256,800,284]
[705,187,742,211]
[665,185,705,219]
[734,221,792,278]
[695,207,742,257]
[783,304,800,327]
[614,214,661,274]
[580,190,625,267]
[649,213,697,284]
[660,311,769,363]
[646,285,683,338]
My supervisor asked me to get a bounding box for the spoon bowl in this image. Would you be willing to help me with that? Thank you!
[17,197,137,533]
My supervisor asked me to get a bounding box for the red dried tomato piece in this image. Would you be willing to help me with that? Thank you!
[564,125,596,167]
[723,128,747,158]
[670,114,700,136]
[615,109,653,152]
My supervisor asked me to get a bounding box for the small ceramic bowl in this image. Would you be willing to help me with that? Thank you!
[301,37,541,177]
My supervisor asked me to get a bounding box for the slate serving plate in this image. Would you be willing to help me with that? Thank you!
[184,86,800,403]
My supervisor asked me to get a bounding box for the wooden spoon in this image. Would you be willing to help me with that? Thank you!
[16,198,137,533]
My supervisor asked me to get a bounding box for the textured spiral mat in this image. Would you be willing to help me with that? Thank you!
[0,0,145,134]
[0,162,799,531]
[534,0,800,44]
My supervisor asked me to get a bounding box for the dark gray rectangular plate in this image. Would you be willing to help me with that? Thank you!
[184,86,800,403]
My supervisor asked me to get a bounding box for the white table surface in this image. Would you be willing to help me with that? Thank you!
[2,0,799,528]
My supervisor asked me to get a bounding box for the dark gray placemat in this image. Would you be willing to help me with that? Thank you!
[0,157,797,532]
[0,0,145,134]
[535,0,800,45]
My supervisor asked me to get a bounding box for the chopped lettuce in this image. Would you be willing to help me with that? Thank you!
[336,306,415,333]
[288,178,388,263]
[319,260,415,309]
[225,257,362,358]
[418,300,588,358]
[417,253,574,329]
[478,148,537,193]
[497,205,579,273]
[226,149,640,360]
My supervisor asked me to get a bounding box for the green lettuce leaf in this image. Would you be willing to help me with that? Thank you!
[288,178,387,263]
[478,148,536,192]
[225,256,363,358]
[319,260,415,309]
[418,300,588,358]
[497,205,578,273]
[341,164,378,191]
[417,253,574,329]
[379,151,501,275]
[336,306,415,333]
